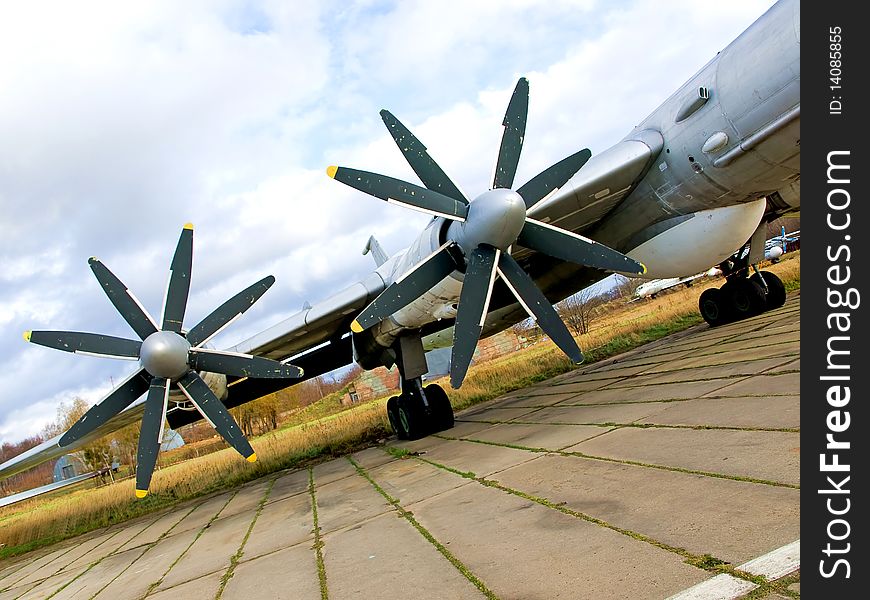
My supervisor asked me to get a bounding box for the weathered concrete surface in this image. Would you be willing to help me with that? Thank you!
[220,545,321,600]
[321,511,484,599]
[0,293,801,599]
[241,488,312,560]
[635,395,800,429]
[492,454,799,565]
[408,475,707,599]
[566,427,800,485]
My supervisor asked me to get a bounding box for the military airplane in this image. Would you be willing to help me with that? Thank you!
[635,224,798,300]
[634,268,722,300]
[0,0,799,499]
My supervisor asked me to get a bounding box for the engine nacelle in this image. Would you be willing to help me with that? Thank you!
[364,217,465,354]
[168,370,228,410]
[352,329,396,371]
[626,198,766,278]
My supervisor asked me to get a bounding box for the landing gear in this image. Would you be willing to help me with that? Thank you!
[384,334,455,440]
[425,383,454,431]
[698,288,725,326]
[751,271,786,309]
[721,277,766,319]
[386,383,454,440]
[386,396,404,439]
[699,270,786,326]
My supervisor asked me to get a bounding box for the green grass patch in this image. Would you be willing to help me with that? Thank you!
[217,476,277,599]
[308,467,329,600]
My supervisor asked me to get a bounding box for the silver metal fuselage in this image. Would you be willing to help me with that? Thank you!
[363,0,799,354]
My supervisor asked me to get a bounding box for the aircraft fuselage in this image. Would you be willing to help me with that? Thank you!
[357,0,800,358]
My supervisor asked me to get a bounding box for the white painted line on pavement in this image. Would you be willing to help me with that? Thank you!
[666,574,758,600]
[666,539,801,600]
[738,539,800,580]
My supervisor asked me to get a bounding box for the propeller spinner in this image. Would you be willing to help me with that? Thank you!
[24,224,302,497]
[329,78,646,389]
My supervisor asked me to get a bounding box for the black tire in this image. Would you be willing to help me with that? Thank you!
[424,384,454,432]
[397,393,426,440]
[722,278,766,319]
[751,271,786,309]
[699,287,725,326]
[386,396,405,439]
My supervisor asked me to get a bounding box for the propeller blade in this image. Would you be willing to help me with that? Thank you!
[89,257,159,340]
[161,224,194,333]
[497,253,583,364]
[518,219,646,275]
[25,330,141,360]
[59,369,152,447]
[351,242,459,333]
[135,377,170,498]
[380,110,468,204]
[517,148,592,210]
[327,166,469,222]
[450,245,499,388]
[186,275,276,347]
[176,371,256,461]
[188,348,303,379]
[492,78,529,189]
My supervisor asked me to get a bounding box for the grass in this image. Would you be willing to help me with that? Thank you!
[308,467,328,600]
[216,476,277,599]
[0,254,799,561]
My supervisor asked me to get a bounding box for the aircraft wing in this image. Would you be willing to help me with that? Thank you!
[0,371,149,480]
[0,472,98,509]
[228,272,387,361]
[0,127,660,485]
[165,270,390,428]
[0,272,389,482]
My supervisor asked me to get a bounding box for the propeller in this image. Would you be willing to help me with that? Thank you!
[330,78,646,389]
[24,224,302,498]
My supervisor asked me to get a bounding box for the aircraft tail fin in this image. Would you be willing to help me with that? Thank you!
[362,236,389,267]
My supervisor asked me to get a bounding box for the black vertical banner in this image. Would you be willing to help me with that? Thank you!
[802,1,867,596]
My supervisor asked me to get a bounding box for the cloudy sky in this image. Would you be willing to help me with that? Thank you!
[0,0,776,444]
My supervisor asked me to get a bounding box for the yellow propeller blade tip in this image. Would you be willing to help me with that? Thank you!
[183,222,194,230]
[350,320,363,333]
[246,452,258,463]
[23,330,32,342]
[135,489,149,499]
[326,165,338,179]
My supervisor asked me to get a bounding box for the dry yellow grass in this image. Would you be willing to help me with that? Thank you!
[0,401,391,554]
[0,254,799,558]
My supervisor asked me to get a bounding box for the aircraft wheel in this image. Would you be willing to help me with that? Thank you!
[424,384,454,432]
[397,393,427,440]
[722,278,766,319]
[386,396,406,439]
[751,271,786,309]
[699,288,725,326]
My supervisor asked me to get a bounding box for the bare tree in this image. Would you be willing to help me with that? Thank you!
[611,275,645,300]
[511,316,541,344]
[556,287,604,335]
[43,398,114,472]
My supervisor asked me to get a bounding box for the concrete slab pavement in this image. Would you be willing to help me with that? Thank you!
[1,293,801,599]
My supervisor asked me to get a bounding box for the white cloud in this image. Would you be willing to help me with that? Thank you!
[0,0,777,444]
